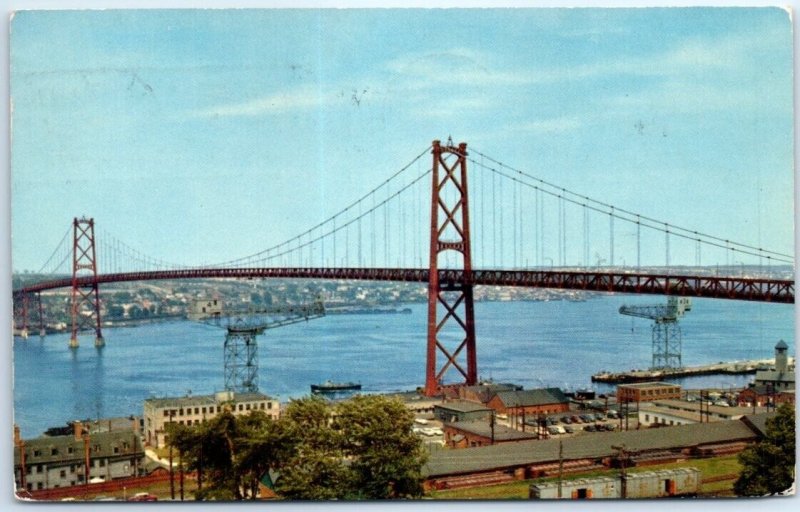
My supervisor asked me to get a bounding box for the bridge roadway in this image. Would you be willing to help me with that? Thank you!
[13,268,795,303]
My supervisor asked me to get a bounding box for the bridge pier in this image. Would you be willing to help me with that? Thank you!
[94,336,105,348]
[69,337,79,349]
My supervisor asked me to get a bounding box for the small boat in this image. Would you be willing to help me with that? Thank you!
[311,380,362,393]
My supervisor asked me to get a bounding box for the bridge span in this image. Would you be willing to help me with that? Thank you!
[14,267,795,303]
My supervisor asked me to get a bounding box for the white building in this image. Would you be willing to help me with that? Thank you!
[143,391,279,448]
[754,340,795,391]
[637,400,768,427]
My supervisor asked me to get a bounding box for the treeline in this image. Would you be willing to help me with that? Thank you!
[167,394,427,500]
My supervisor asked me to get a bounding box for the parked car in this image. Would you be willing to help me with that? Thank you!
[584,424,597,432]
[128,493,158,502]
[547,426,561,435]
[571,415,582,423]
[564,425,575,434]
[561,416,572,424]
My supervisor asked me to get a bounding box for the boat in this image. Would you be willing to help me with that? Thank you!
[311,380,362,394]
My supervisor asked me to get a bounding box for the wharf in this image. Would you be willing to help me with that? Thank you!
[591,358,775,384]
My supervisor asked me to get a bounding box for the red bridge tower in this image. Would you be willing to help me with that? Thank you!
[69,217,104,348]
[425,139,477,396]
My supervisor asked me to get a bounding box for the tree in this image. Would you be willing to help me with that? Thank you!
[275,395,427,499]
[734,403,795,496]
[168,395,427,500]
[334,395,427,498]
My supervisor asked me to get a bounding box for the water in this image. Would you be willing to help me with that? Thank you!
[12,296,795,437]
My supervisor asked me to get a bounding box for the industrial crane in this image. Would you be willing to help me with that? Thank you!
[619,297,691,370]
[189,297,325,393]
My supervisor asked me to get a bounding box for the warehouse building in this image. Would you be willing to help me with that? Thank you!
[486,388,570,416]
[637,399,769,427]
[434,401,494,423]
[443,420,538,448]
[616,382,681,403]
[424,412,772,491]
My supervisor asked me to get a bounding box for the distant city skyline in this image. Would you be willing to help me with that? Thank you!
[10,7,794,272]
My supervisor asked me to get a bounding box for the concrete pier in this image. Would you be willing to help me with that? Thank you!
[591,358,778,384]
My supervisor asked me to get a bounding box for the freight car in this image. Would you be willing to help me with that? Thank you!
[529,468,700,499]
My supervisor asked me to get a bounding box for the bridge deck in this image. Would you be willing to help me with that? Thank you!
[13,268,795,303]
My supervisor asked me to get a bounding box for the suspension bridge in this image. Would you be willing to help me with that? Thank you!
[12,139,795,397]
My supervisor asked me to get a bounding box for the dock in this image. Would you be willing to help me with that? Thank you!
[591,358,776,384]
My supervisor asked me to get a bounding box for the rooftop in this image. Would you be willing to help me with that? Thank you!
[445,421,538,441]
[493,388,569,407]
[424,414,767,477]
[617,382,681,390]
[435,400,493,413]
[144,391,274,409]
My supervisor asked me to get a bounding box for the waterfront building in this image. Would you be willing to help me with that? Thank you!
[423,413,772,491]
[443,420,538,448]
[616,382,681,403]
[384,391,440,416]
[753,340,795,390]
[434,401,494,423]
[143,390,279,448]
[13,420,144,492]
[457,381,522,405]
[737,385,795,408]
[486,388,571,417]
[636,400,767,427]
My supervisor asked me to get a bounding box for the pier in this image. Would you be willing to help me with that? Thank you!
[591,359,777,384]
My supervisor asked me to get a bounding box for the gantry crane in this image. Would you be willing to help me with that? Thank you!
[619,297,691,370]
[189,297,325,393]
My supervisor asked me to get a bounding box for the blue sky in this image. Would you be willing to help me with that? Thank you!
[9,7,794,272]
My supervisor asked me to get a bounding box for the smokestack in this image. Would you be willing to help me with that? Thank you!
[14,424,21,445]
[73,421,83,441]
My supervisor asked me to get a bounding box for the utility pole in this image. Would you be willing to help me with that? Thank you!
[168,411,175,500]
[179,448,184,501]
[557,441,564,499]
[612,444,629,499]
[490,411,496,445]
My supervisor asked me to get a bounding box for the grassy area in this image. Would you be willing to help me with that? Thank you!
[427,454,742,500]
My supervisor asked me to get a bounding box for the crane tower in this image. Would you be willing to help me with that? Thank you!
[189,298,325,393]
[619,297,691,370]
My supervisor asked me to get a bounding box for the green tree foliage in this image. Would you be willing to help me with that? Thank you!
[734,404,795,496]
[334,395,427,498]
[166,395,426,500]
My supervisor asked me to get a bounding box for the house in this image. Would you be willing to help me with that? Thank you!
[486,388,571,417]
[616,382,681,403]
[13,421,145,492]
[144,390,279,448]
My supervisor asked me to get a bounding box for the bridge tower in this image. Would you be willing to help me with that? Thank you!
[425,139,477,396]
[69,217,104,348]
[13,292,46,339]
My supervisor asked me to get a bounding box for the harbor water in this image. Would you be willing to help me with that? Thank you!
[12,295,795,437]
